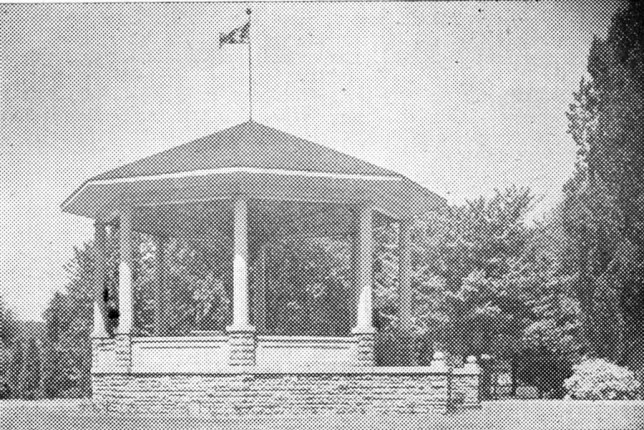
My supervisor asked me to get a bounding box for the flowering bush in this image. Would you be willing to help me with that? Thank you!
[563,358,641,400]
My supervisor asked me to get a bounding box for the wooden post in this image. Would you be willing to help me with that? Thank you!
[116,209,133,334]
[154,235,166,336]
[91,221,109,338]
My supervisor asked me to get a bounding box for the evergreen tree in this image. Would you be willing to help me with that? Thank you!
[564,0,644,366]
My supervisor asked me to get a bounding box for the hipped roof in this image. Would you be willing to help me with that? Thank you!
[62,121,445,220]
[93,121,399,181]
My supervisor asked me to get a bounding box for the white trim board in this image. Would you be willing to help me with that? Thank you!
[62,167,402,212]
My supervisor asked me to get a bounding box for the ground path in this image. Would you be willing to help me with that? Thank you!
[2,399,643,429]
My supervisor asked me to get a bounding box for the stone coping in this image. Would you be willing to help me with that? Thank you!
[256,335,356,342]
[452,366,481,376]
[130,335,357,343]
[131,336,228,342]
[93,365,452,376]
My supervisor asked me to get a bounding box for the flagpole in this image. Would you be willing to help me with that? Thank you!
[247,8,253,122]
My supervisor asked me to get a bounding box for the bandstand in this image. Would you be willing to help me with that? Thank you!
[62,121,480,416]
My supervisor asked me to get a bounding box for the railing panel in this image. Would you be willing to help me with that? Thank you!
[256,335,355,368]
[131,336,229,373]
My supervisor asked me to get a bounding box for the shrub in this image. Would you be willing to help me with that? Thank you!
[563,358,641,400]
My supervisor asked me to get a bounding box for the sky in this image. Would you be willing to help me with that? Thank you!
[1,1,623,321]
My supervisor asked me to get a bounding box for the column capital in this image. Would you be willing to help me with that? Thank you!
[232,194,249,203]
[352,201,374,213]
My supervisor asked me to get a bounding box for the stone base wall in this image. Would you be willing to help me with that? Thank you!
[92,371,450,416]
[91,337,481,416]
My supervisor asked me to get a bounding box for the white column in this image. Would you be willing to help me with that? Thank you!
[399,218,412,332]
[91,221,109,338]
[352,204,375,334]
[117,209,133,334]
[349,226,360,328]
[229,197,254,330]
[154,236,166,336]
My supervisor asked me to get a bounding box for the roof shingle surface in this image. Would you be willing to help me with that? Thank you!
[92,121,400,181]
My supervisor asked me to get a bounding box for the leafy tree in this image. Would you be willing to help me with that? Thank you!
[0,296,19,394]
[40,226,239,396]
[40,345,63,398]
[6,339,23,398]
[0,296,18,349]
[19,338,41,399]
[369,186,541,368]
[415,186,537,356]
[263,237,353,337]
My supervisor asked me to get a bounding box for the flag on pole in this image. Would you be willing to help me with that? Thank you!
[219,21,250,47]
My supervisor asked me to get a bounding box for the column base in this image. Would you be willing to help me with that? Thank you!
[351,325,376,335]
[114,334,132,373]
[352,331,375,366]
[226,326,256,366]
[91,303,110,338]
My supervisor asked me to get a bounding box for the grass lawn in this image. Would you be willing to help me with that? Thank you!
[1,399,643,430]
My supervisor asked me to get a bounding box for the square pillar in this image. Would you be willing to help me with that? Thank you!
[352,204,375,366]
[116,209,133,335]
[227,197,256,366]
[91,221,109,338]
